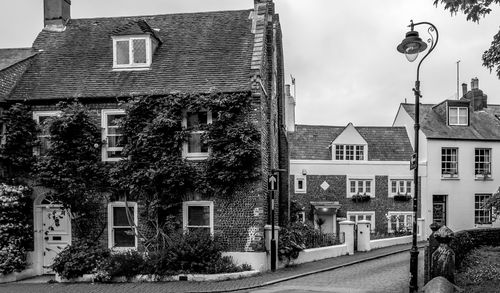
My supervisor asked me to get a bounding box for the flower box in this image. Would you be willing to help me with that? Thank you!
[351,194,370,202]
[393,194,412,201]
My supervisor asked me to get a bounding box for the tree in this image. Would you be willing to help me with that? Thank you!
[434,0,500,78]
[485,187,500,221]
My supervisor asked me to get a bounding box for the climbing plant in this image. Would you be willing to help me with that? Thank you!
[36,101,110,241]
[110,92,260,242]
[0,103,37,180]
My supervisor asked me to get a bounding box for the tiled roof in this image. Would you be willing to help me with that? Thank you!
[289,124,413,161]
[7,9,255,101]
[402,103,500,140]
[0,48,37,71]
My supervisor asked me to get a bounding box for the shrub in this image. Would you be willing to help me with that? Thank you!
[0,184,32,275]
[278,223,306,264]
[450,230,475,268]
[145,230,249,275]
[95,250,145,282]
[51,241,110,279]
[457,246,500,287]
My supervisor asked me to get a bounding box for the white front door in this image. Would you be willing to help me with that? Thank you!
[41,206,71,274]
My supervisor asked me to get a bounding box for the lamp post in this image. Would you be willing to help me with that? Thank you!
[396,20,438,293]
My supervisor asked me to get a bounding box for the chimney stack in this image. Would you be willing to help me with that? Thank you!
[471,77,479,90]
[44,0,71,31]
[284,84,296,133]
[462,83,468,98]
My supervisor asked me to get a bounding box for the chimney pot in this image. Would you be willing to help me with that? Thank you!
[462,83,468,97]
[471,77,479,90]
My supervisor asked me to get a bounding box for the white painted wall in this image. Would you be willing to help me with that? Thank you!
[423,139,500,234]
[291,160,417,178]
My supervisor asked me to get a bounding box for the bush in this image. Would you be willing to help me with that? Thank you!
[145,230,250,275]
[278,223,307,264]
[95,250,145,282]
[51,241,110,279]
[0,244,27,275]
[450,230,475,268]
[457,246,500,287]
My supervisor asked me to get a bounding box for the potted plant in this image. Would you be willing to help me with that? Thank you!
[393,193,412,201]
[351,192,370,202]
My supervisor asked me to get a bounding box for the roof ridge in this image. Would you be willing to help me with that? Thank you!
[71,9,253,22]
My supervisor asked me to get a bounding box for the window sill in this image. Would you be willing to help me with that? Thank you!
[474,223,492,228]
[112,66,151,71]
[474,176,493,181]
[185,155,209,161]
[295,190,306,194]
[441,176,459,180]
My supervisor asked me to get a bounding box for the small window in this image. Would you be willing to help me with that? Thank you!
[294,176,306,193]
[297,211,305,223]
[183,201,214,234]
[387,211,413,233]
[33,111,61,156]
[348,178,374,197]
[389,179,413,197]
[102,109,125,162]
[448,107,468,126]
[475,194,492,225]
[108,202,138,249]
[346,211,375,232]
[112,36,151,69]
[182,111,212,160]
[441,147,458,178]
[475,148,491,178]
[334,145,365,161]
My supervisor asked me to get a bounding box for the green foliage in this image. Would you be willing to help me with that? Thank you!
[95,250,145,282]
[485,187,500,220]
[0,184,32,275]
[50,240,110,279]
[144,230,249,275]
[434,0,500,79]
[36,102,110,240]
[0,103,37,179]
[278,223,307,264]
[111,92,259,229]
[450,230,476,268]
[456,246,500,291]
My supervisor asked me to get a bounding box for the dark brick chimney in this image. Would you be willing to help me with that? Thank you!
[44,0,71,30]
[462,78,487,111]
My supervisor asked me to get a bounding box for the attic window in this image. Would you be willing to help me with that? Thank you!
[112,35,152,69]
[448,107,468,126]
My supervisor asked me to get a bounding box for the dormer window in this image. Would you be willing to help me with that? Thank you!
[448,107,468,126]
[112,35,152,70]
[334,144,365,161]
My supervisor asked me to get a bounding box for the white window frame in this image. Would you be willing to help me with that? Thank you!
[388,178,413,197]
[112,35,152,70]
[441,147,459,178]
[387,211,413,233]
[182,201,214,234]
[474,194,492,225]
[347,211,375,232]
[347,176,375,198]
[294,176,307,193]
[107,201,138,250]
[101,109,125,162]
[448,106,468,126]
[334,144,366,161]
[475,148,492,179]
[182,110,212,160]
[33,110,61,156]
[296,211,306,223]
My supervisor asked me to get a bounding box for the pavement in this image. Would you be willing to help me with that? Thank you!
[1,242,427,293]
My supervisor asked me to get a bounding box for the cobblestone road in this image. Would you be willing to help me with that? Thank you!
[248,249,425,293]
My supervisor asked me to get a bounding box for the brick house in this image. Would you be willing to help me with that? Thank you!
[289,122,418,235]
[0,0,289,274]
[393,78,500,238]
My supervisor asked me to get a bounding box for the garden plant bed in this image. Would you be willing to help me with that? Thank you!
[456,246,500,292]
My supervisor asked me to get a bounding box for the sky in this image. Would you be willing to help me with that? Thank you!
[0,0,499,126]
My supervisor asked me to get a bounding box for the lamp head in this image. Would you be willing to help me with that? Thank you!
[397,30,427,62]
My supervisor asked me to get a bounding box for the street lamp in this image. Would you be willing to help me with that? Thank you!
[396,20,438,293]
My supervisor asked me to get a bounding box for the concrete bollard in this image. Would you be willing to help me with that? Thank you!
[339,220,355,255]
[356,220,371,252]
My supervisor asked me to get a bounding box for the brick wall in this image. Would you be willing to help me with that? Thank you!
[290,174,415,233]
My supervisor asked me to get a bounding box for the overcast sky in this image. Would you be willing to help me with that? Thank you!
[1,0,499,126]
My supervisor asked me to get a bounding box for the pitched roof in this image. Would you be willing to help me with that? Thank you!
[402,103,500,140]
[289,124,413,161]
[7,9,255,101]
[0,48,37,71]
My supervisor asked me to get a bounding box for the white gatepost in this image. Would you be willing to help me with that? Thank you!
[357,220,371,252]
[339,220,355,255]
[417,218,425,241]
